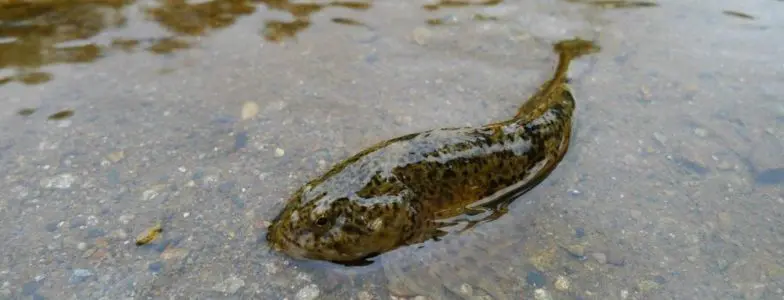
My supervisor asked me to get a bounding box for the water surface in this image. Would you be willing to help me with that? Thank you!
[1,0,782,299]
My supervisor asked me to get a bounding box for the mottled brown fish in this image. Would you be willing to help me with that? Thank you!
[267,38,600,266]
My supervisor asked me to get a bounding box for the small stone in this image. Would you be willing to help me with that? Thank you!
[160,247,190,261]
[118,214,135,224]
[241,101,260,120]
[717,212,732,229]
[412,27,431,45]
[213,276,245,294]
[357,291,374,300]
[77,242,87,251]
[274,148,285,157]
[637,280,660,292]
[296,284,320,300]
[716,160,734,171]
[652,275,666,284]
[652,132,667,146]
[148,261,164,273]
[106,151,125,162]
[45,222,60,232]
[592,252,607,264]
[218,181,236,194]
[620,289,629,299]
[69,269,93,284]
[41,173,77,189]
[459,283,473,295]
[526,270,546,287]
[234,131,248,151]
[87,228,105,238]
[607,251,626,266]
[21,280,40,295]
[564,244,585,258]
[141,189,159,201]
[534,288,553,300]
[693,128,707,137]
[69,217,86,228]
[108,229,128,240]
[554,275,570,291]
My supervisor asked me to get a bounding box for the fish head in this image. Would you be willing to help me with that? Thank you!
[266,182,415,265]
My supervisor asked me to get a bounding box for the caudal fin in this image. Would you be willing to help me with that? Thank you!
[514,37,600,119]
[554,38,601,61]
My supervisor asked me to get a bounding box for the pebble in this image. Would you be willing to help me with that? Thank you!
[106,151,125,162]
[296,284,320,300]
[717,212,732,229]
[217,181,236,194]
[141,189,159,201]
[693,128,707,137]
[45,222,60,232]
[69,217,86,228]
[526,270,546,287]
[459,283,473,295]
[212,276,245,294]
[77,242,87,251]
[234,131,248,150]
[274,148,285,157]
[108,229,128,240]
[564,244,585,258]
[160,247,190,261]
[148,261,164,273]
[652,132,667,146]
[357,291,374,300]
[592,252,607,264]
[87,228,105,238]
[21,280,39,295]
[118,214,135,224]
[41,173,77,189]
[241,101,260,120]
[554,275,570,291]
[607,251,626,266]
[412,27,431,45]
[637,280,660,292]
[69,269,93,284]
[534,288,553,300]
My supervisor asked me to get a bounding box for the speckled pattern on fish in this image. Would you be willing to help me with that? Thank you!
[267,38,600,266]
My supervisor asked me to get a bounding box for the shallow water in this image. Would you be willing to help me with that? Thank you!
[1,0,783,299]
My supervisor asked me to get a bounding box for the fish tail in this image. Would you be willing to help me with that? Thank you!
[514,38,600,120]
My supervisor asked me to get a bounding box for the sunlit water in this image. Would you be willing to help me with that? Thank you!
[1,0,782,299]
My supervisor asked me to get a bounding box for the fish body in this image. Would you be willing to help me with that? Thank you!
[267,38,599,265]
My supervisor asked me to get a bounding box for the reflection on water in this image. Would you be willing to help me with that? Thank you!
[2,0,517,84]
[564,0,658,9]
[723,10,755,20]
[422,0,503,11]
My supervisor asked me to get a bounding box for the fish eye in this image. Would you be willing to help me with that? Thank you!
[315,217,329,227]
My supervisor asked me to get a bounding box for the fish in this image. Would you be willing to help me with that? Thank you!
[266,37,600,266]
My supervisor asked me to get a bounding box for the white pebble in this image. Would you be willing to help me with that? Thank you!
[41,173,77,189]
[296,284,320,300]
